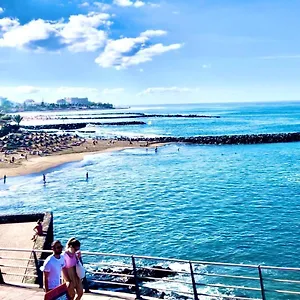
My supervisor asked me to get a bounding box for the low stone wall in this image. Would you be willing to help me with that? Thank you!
[0,213,45,224]
[23,212,53,285]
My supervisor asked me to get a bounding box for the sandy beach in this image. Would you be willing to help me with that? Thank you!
[0,138,160,178]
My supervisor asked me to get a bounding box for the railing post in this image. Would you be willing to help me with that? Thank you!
[131,256,142,300]
[189,261,199,300]
[258,265,266,300]
[32,250,43,288]
[0,268,5,284]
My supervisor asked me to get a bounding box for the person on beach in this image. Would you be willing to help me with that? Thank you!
[86,172,88,181]
[31,219,43,241]
[3,174,6,184]
[43,173,46,184]
[62,237,83,300]
[155,146,158,153]
[41,240,65,293]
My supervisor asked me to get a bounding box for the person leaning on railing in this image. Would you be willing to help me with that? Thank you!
[62,237,84,300]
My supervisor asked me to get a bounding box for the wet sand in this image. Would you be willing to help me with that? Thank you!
[0,139,163,178]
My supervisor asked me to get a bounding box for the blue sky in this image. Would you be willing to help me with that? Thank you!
[1,0,300,105]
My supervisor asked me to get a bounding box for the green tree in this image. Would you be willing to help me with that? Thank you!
[12,114,23,126]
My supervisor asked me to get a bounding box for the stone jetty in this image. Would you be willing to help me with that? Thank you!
[57,114,220,120]
[119,132,300,145]
[21,121,146,130]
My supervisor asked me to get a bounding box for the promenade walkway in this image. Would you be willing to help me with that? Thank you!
[0,222,36,282]
[0,284,134,300]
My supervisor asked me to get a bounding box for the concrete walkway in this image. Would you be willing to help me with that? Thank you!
[0,284,136,300]
[0,222,37,283]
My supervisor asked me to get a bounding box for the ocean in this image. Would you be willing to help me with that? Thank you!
[1,102,300,298]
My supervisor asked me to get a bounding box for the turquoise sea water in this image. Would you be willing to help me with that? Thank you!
[1,102,300,298]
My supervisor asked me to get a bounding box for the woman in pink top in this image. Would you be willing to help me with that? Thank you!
[62,238,83,300]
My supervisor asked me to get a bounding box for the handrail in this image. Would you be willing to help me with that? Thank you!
[2,247,300,271]
[90,271,135,278]
[264,277,300,284]
[0,272,38,278]
[0,257,35,261]
[2,247,300,299]
[88,262,131,268]
[0,264,36,270]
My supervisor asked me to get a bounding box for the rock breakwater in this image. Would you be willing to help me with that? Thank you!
[57,114,220,120]
[120,132,300,145]
[21,121,146,130]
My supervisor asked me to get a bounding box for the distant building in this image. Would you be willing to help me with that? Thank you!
[24,99,36,106]
[64,97,89,105]
[57,99,67,105]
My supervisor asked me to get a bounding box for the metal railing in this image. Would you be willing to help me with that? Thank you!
[1,248,300,299]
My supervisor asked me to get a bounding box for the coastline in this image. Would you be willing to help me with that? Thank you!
[0,140,165,178]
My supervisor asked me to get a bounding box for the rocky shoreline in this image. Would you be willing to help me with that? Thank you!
[88,265,179,298]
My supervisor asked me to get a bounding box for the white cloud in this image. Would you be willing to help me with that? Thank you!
[95,35,147,68]
[114,0,133,6]
[149,3,160,8]
[95,31,182,69]
[113,0,145,7]
[0,13,111,52]
[94,2,111,10]
[139,68,144,72]
[58,13,110,52]
[172,11,180,15]
[0,19,56,49]
[138,87,199,96]
[102,88,124,94]
[0,12,180,68]
[134,1,145,7]
[79,2,90,7]
[122,43,181,67]
[16,86,42,94]
[0,18,22,32]
[141,29,167,37]
[0,7,4,14]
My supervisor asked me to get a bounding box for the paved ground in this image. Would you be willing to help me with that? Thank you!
[0,222,36,282]
[0,284,136,300]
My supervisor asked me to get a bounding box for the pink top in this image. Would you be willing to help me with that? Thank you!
[63,252,77,268]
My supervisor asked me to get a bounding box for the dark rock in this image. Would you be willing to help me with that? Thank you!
[21,121,146,130]
[88,265,178,296]
[116,132,300,145]
[0,124,20,137]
